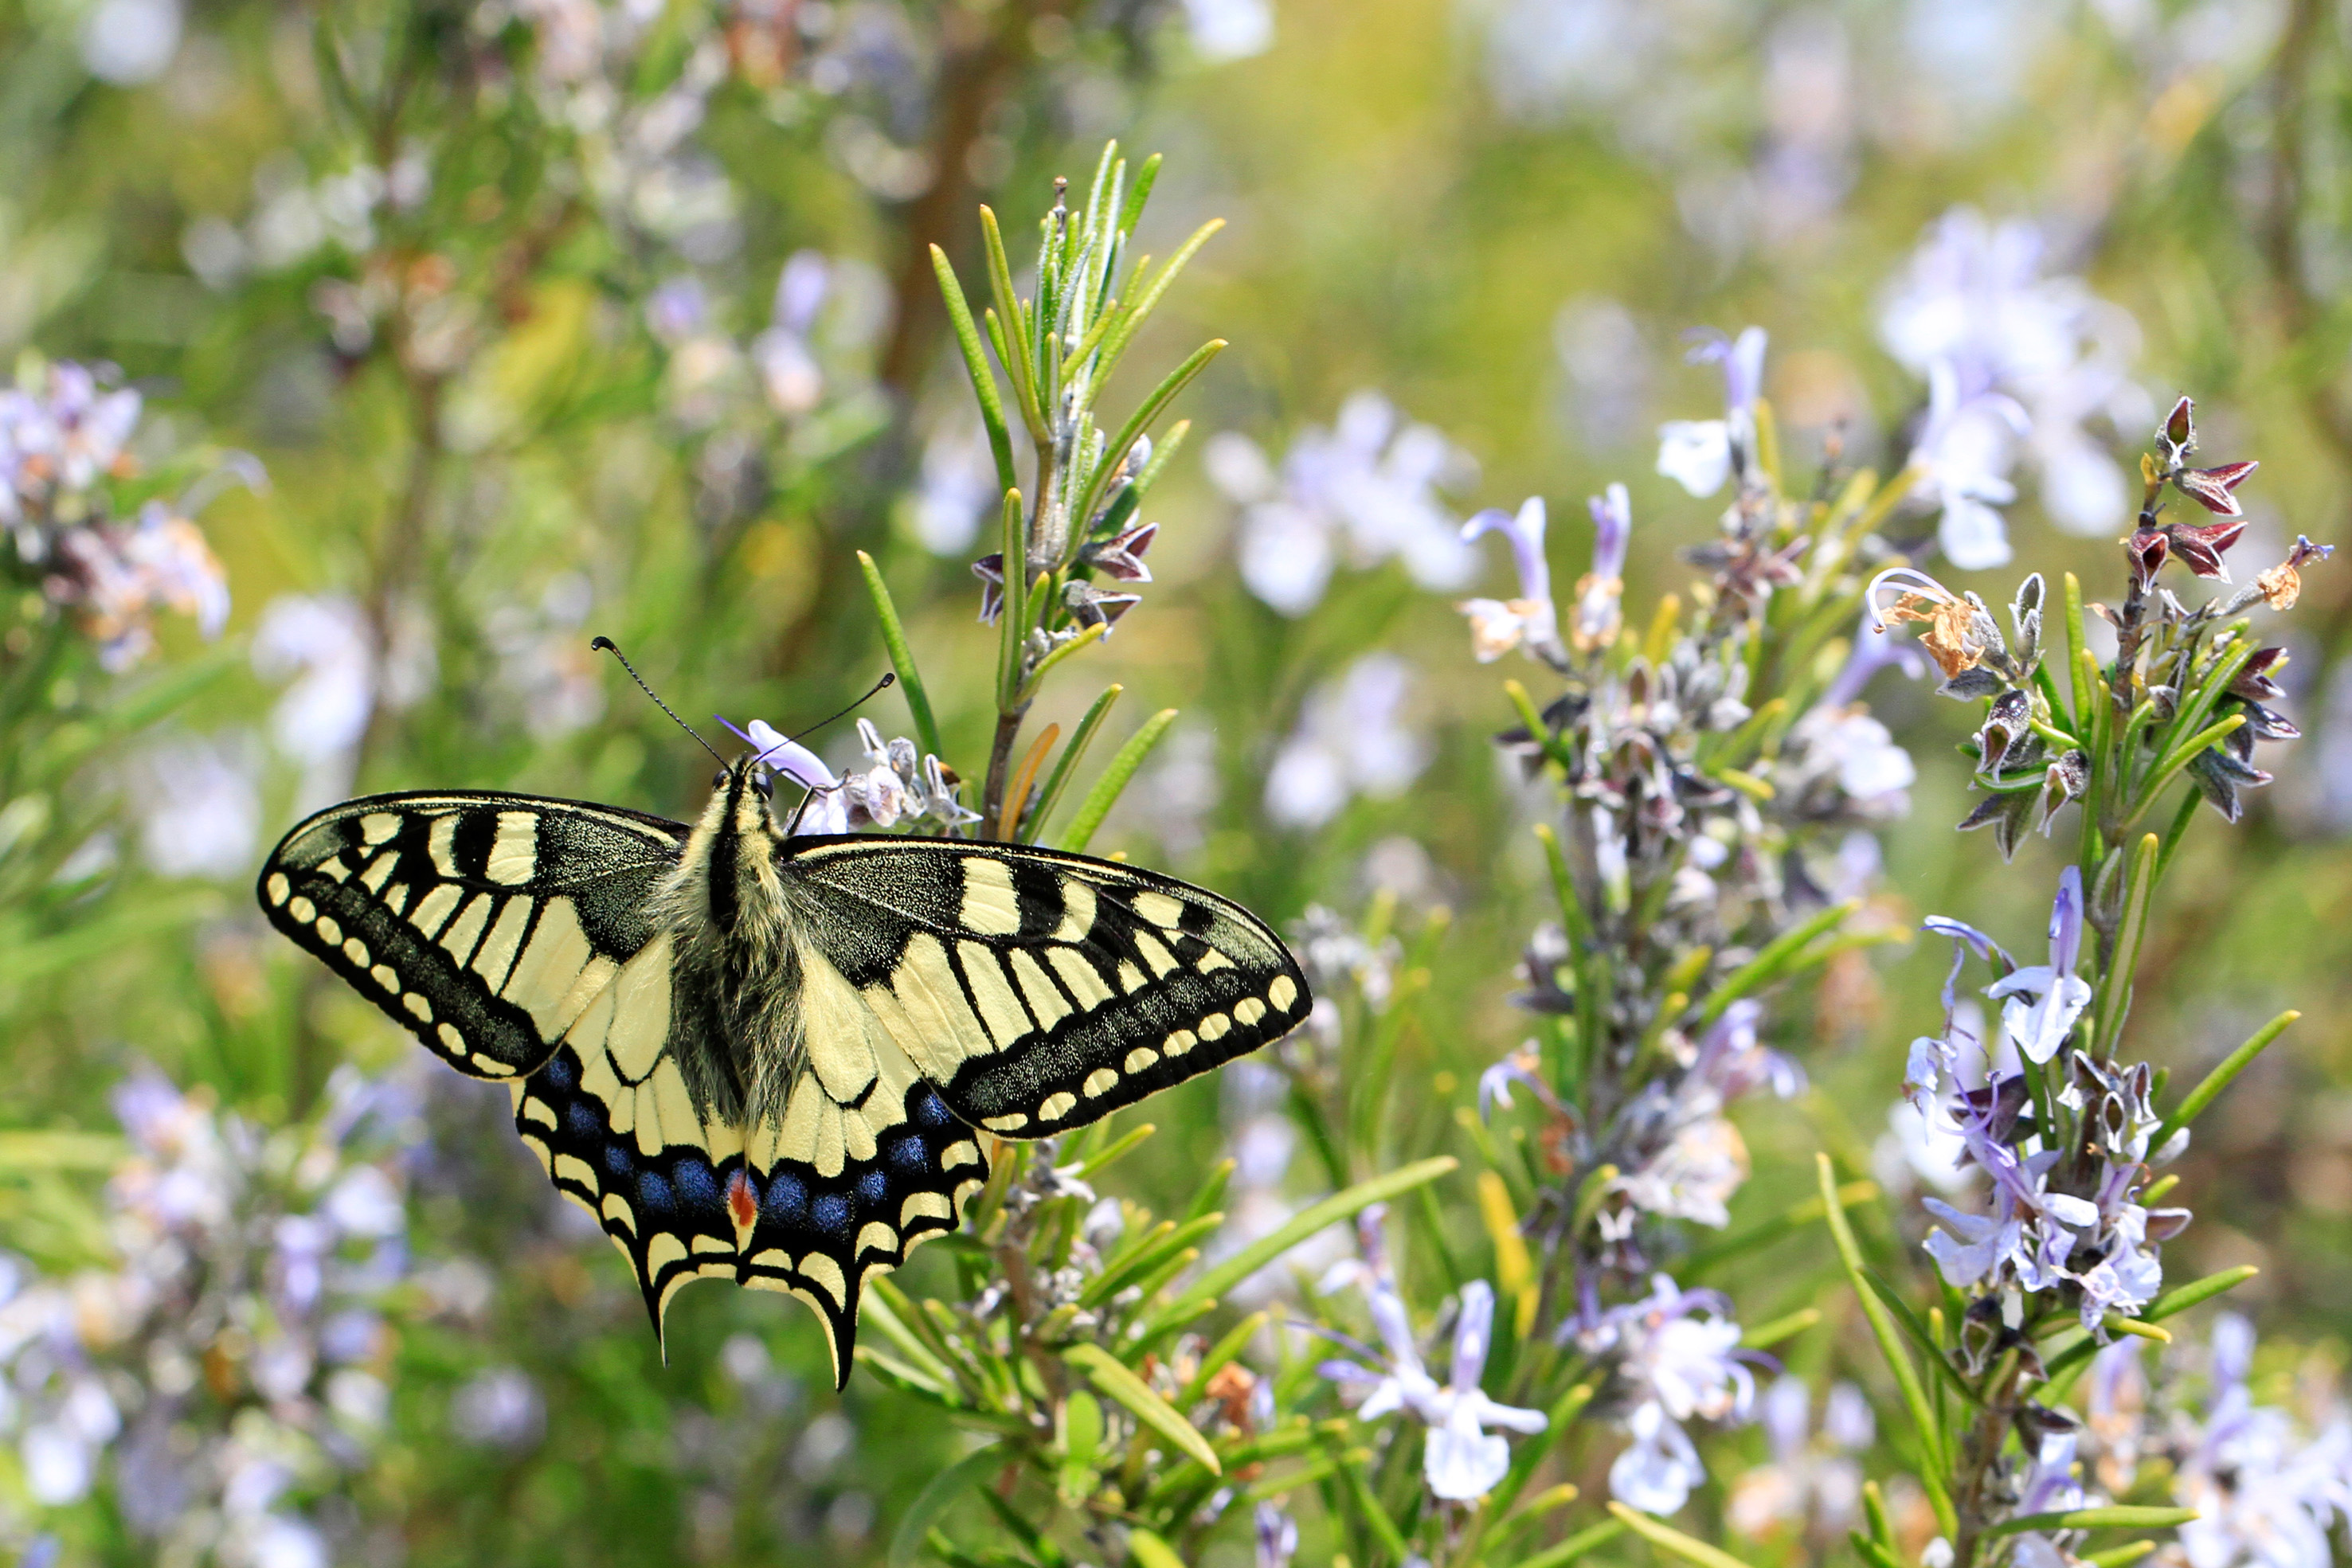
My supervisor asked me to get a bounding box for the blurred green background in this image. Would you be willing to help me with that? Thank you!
[3,0,2350,1560]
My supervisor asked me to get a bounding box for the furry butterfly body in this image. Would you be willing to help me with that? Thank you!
[256,753,1311,1383]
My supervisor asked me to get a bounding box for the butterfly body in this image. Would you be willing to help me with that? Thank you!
[257,757,1310,1384]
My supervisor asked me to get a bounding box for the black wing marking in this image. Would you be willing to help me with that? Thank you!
[510,1034,984,1388]
[778,836,1313,1140]
[256,792,687,1080]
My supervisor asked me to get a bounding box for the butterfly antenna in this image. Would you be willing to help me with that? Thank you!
[778,671,896,753]
[591,636,726,768]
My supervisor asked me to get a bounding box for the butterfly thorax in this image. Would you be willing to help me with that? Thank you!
[649,757,804,1128]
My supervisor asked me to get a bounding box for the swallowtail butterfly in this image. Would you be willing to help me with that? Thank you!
[256,751,1310,1384]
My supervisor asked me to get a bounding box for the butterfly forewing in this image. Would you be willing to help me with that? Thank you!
[256,793,688,1080]
[780,838,1313,1138]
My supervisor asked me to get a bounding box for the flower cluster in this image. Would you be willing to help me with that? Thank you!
[1318,1214,1548,1501]
[0,361,237,671]
[1907,876,2187,1334]
[0,1068,421,1566]
[1840,396,2342,1568]
[1211,392,1478,616]
[744,717,979,834]
[1450,323,1927,1515]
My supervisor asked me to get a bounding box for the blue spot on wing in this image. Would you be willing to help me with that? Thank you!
[889,1136,928,1171]
[857,1169,888,1205]
[763,1171,807,1222]
[638,1171,674,1214]
[910,1085,949,1128]
[567,1102,601,1139]
[812,1194,849,1234]
[674,1161,718,1206]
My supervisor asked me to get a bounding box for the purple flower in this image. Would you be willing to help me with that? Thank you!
[2174,1314,2352,1568]
[1986,866,2091,1065]
[1908,357,2029,571]
[1263,655,1430,830]
[1655,327,1767,499]
[1822,611,1931,708]
[1319,1275,1548,1501]
[1587,1275,1756,1515]
[1213,393,1478,617]
[751,251,831,416]
[1458,496,1563,664]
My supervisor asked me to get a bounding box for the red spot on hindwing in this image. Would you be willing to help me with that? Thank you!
[726,1169,758,1242]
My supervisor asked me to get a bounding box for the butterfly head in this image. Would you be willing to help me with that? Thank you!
[675,752,796,942]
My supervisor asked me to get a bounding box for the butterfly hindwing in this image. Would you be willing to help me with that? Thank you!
[256,792,688,1081]
[778,837,1313,1139]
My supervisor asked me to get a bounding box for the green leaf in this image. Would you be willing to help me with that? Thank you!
[1057,707,1177,854]
[1116,151,1162,237]
[2151,1013,2297,1153]
[1058,1388,1105,1503]
[1125,1530,1185,1568]
[1862,1269,1984,1409]
[1021,685,1122,844]
[1740,1307,1822,1350]
[1681,1179,1879,1277]
[977,206,1044,440]
[2090,834,2160,1054]
[855,551,946,762]
[1696,899,1859,1026]
[1154,1157,1458,1326]
[2081,1543,2159,1568]
[927,248,1018,495]
[1816,1154,1957,1537]
[1062,1341,1219,1476]
[1066,338,1226,564]
[1096,218,1226,388]
[1016,621,1108,705]
[994,488,1027,711]
[887,1443,1005,1568]
[1518,1517,1630,1568]
[1849,1531,1906,1568]
[1608,1502,1759,1568]
[2060,572,2088,725]
[0,1132,124,1171]
[0,888,221,986]
[1059,1116,1153,1183]
[1988,1507,2197,1539]
[2143,1264,2262,1323]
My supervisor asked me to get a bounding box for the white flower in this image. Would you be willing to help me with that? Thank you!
[912,419,1000,555]
[751,250,831,416]
[1599,1276,1756,1515]
[1458,496,1562,663]
[1657,420,1734,498]
[1216,393,1477,616]
[1320,1275,1547,1502]
[1880,207,2151,540]
[1264,654,1430,829]
[1909,358,2029,571]
[1654,327,1767,499]
[1986,866,2091,1064]
[1184,0,1273,61]
[1612,1398,1707,1514]
[129,731,261,881]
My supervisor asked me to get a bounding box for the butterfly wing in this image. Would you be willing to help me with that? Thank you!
[256,792,689,1080]
[778,837,1314,1137]
[258,793,746,1349]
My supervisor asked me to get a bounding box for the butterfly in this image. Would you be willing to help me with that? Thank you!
[256,747,1311,1386]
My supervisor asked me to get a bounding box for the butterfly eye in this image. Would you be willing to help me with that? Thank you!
[750,774,773,800]
[712,769,728,789]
